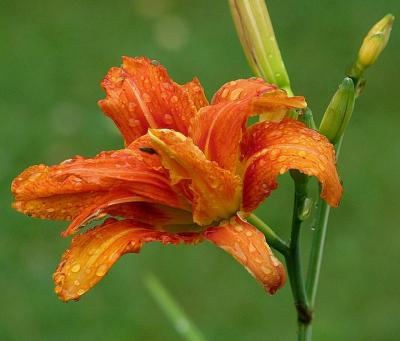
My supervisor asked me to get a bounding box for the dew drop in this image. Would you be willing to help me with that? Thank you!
[234,225,244,232]
[77,289,85,296]
[71,264,80,273]
[128,118,140,127]
[230,88,243,100]
[96,264,107,277]
[55,286,62,294]
[269,149,280,160]
[142,93,151,102]
[261,266,272,275]
[298,151,306,157]
[171,95,178,103]
[74,280,80,286]
[164,114,173,124]
[277,155,287,162]
[128,103,137,111]
[28,173,41,181]
[221,88,229,98]
[248,243,256,252]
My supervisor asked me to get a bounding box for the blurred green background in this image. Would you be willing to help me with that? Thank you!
[1,0,399,340]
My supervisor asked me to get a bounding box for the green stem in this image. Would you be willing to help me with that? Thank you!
[144,274,206,341]
[304,137,343,338]
[305,199,330,307]
[247,213,289,255]
[306,137,343,306]
[287,180,313,335]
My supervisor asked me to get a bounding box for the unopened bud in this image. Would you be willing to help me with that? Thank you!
[229,0,292,94]
[319,78,355,145]
[359,14,394,67]
[350,14,394,78]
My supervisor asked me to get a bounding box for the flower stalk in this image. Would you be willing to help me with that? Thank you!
[247,214,289,255]
[231,2,394,341]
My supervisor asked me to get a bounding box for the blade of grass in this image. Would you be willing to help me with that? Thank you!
[144,273,206,341]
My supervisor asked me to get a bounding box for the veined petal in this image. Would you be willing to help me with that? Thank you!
[99,56,204,145]
[12,144,188,221]
[203,216,285,294]
[181,77,209,110]
[12,192,107,221]
[256,89,307,122]
[211,78,277,104]
[190,83,306,172]
[54,218,202,302]
[241,119,342,211]
[148,129,242,226]
[62,190,195,237]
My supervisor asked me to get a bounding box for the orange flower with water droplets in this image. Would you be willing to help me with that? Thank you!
[11,56,342,301]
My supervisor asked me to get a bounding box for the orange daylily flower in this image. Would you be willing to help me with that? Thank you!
[11,57,342,302]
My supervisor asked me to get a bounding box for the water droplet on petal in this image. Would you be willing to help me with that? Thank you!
[96,264,107,277]
[269,149,280,160]
[234,225,243,232]
[221,88,229,98]
[248,243,256,252]
[298,150,306,157]
[142,93,151,102]
[77,289,85,296]
[261,266,272,275]
[164,114,173,124]
[71,264,80,273]
[28,173,41,181]
[230,88,243,100]
[128,103,137,111]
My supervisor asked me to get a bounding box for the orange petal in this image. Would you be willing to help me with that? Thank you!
[12,192,107,221]
[12,145,188,221]
[148,129,242,226]
[181,77,209,110]
[190,81,306,172]
[241,118,342,211]
[255,89,307,122]
[203,216,286,294]
[106,203,198,233]
[99,56,203,145]
[62,190,195,237]
[54,218,202,302]
[211,78,277,104]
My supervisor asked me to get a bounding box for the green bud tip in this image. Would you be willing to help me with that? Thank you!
[319,77,355,145]
[358,13,395,68]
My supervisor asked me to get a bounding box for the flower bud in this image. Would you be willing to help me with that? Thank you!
[229,0,292,94]
[350,14,394,78]
[319,78,355,145]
